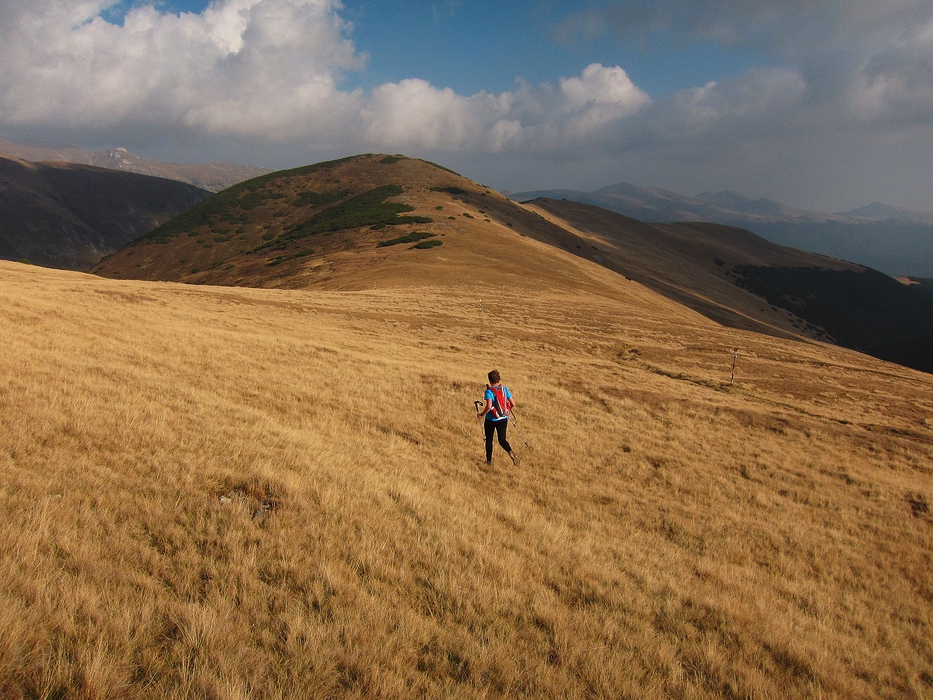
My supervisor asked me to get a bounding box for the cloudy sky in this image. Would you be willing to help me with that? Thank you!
[1,0,932,211]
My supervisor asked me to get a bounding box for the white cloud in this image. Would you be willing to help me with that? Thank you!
[557,0,933,131]
[0,0,362,133]
[849,20,933,123]
[2,0,932,211]
[557,63,650,137]
[359,63,649,153]
[0,1,651,155]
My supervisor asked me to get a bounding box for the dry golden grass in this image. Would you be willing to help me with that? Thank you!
[1,258,932,699]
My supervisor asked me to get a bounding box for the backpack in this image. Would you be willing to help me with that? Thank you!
[488,385,512,420]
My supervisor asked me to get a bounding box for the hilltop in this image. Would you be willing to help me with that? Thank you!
[92,154,590,291]
[0,156,210,270]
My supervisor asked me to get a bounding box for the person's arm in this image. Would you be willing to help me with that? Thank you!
[477,398,493,419]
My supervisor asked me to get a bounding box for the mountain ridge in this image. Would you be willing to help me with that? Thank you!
[0,136,269,192]
[511,183,933,276]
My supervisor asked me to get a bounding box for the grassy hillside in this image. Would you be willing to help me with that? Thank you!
[92,155,470,287]
[1,259,931,698]
[91,154,598,292]
[92,153,933,372]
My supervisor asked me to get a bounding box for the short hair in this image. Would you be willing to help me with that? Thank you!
[488,369,500,384]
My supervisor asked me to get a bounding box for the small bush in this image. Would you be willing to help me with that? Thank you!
[410,239,443,250]
[378,232,436,248]
[430,186,467,196]
[266,248,315,266]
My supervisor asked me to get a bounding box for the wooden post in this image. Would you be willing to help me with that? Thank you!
[731,347,739,385]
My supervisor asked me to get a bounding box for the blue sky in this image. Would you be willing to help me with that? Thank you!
[2,0,933,211]
[341,2,761,97]
[101,0,763,96]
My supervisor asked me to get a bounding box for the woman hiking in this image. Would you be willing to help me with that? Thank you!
[477,369,520,466]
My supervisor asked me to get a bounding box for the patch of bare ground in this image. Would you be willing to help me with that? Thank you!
[0,260,931,698]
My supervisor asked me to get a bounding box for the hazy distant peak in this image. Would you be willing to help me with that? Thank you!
[0,136,269,192]
[840,202,916,220]
[696,191,792,216]
[594,181,692,203]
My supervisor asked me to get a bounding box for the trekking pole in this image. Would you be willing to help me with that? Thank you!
[473,401,485,444]
[508,409,530,447]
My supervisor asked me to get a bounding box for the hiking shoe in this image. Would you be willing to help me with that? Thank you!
[509,452,520,466]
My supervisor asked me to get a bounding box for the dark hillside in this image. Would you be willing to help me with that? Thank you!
[512,184,933,277]
[732,266,933,373]
[0,157,209,270]
[523,199,857,341]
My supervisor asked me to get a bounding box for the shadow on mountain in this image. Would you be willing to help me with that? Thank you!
[0,156,210,270]
[732,266,933,373]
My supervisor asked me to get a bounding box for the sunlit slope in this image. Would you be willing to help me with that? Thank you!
[89,153,933,375]
[2,260,931,698]
[525,197,933,373]
[523,197,864,339]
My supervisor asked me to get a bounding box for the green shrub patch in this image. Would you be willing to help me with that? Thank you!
[410,239,443,250]
[378,232,436,247]
[278,185,433,245]
[294,190,351,208]
[267,248,315,266]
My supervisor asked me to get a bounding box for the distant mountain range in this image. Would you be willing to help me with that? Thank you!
[510,183,933,277]
[0,156,210,270]
[0,136,269,192]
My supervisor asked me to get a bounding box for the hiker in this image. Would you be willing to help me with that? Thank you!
[477,369,520,466]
